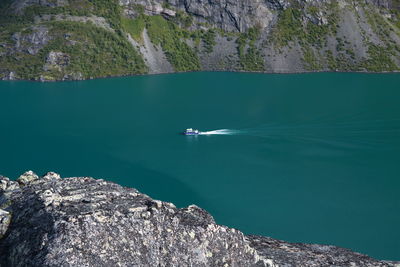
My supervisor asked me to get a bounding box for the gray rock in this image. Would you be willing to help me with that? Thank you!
[0,177,7,192]
[43,51,70,71]
[0,176,20,193]
[0,209,11,239]
[11,26,51,55]
[248,235,396,267]
[0,172,397,267]
[62,72,84,81]
[1,72,16,81]
[121,0,276,32]
[127,29,174,74]
[16,170,39,186]
[42,172,62,180]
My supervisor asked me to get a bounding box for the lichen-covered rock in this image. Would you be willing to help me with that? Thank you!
[16,170,39,186]
[0,209,11,239]
[0,172,271,266]
[0,172,398,267]
[0,176,20,193]
[42,172,61,180]
[0,176,9,192]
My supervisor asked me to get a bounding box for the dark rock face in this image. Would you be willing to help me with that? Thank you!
[0,172,398,267]
[122,0,398,33]
[248,236,397,267]
[121,0,276,32]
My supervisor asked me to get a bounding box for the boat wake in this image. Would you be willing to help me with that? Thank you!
[199,129,238,135]
[193,119,400,150]
[230,120,400,149]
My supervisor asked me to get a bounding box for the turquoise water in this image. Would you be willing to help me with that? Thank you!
[0,72,399,260]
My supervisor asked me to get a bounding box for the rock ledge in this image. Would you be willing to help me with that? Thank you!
[0,171,398,267]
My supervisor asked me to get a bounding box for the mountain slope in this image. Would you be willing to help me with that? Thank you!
[0,0,400,81]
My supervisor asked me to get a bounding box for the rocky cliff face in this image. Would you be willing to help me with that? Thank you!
[122,0,278,32]
[0,171,398,266]
[0,0,400,81]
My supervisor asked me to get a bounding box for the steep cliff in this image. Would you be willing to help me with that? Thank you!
[0,171,398,266]
[0,0,400,81]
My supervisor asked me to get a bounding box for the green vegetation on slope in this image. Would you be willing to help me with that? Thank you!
[174,10,194,29]
[0,43,45,80]
[302,47,322,71]
[270,2,400,72]
[145,15,200,72]
[360,6,399,71]
[392,10,400,30]
[364,6,393,42]
[236,27,264,71]
[271,4,338,48]
[271,8,303,48]
[0,21,147,80]
[0,0,122,29]
[85,0,122,30]
[47,21,147,77]
[121,15,146,42]
[201,29,216,54]
[122,12,217,55]
[361,44,399,71]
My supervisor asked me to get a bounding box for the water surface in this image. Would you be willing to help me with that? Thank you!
[0,72,399,260]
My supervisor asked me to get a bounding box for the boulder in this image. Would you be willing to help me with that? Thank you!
[16,170,39,186]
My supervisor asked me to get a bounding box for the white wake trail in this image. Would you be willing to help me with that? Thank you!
[199,129,237,135]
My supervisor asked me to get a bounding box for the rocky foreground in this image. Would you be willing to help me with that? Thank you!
[0,171,398,266]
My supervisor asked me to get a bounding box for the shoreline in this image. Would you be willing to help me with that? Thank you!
[1,69,400,83]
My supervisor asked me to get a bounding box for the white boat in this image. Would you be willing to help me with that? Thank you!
[183,128,200,135]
